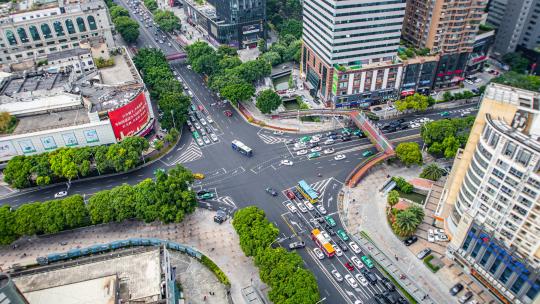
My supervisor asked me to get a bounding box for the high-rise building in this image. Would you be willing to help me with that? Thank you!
[442,83,540,304]
[184,0,265,49]
[300,0,406,106]
[486,0,540,57]
[0,273,29,304]
[401,0,487,89]
[0,0,114,67]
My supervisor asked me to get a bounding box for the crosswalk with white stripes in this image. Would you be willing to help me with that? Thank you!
[257,133,290,145]
[173,141,203,164]
[310,178,333,198]
[214,196,237,209]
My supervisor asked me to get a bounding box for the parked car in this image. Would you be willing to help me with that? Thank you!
[404,235,418,246]
[349,241,361,254]
[334,244,343,257]
[351,256,364,269]
[450,283,464,296]
[325,215,336,227]
[281,159,293,166]
[355,273,368,286]
[297,149,308,156]
[308,152,321,159]
[317,204,327,214]
[304,200,314,211]
[428,229,436,242]
[381,277,395,291]
[296,202,308,213]
[345,274,358,288]
[417,248,432,259]
[362,269,377,284]
[459,291,473,303]
[286,202,297,213]
[210,133,218,142]
[288,241,305,250]
[54,191,68,198]
[344,261,355,271]
[337,229,349,241]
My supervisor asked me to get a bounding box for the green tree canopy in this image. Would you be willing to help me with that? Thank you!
[114,16,140,43]
[220,82,255,104]
[420,164,445,181]
[387,190,400,208]
[393,209,420,237]
[395,142,423,166]
[154,10,181,32]
[143,0,157,12]
[110,5,129,20]
[256,89,282,114]
[492,71,540,91]
[395,93,430,112]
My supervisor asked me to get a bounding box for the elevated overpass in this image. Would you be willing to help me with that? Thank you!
[270,109,394,186]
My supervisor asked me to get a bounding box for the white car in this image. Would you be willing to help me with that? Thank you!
[196,138,204,146]
[303,200,314,211]
[310,137,320,143]
[331,269,344,282]
[317,204,327,214]
[296,202,308,213]
[202,136,210,144]
[349,241,361,254]
[210,133,218,142]
[345,274,358,288]
[296,149,308,156]
[54,191,68,198]
[465,79,474,85]
[310,147,322,153]
[428,229,436,243]
[188,91,194,97]
[334,245,343,257]
[281,160,293,166]
[323,148,334,154]
[194,122,201,130]
[351,256,364,269]
[187,65,192,70]
[324,139,334,145]
[200,118,207,126]
[334,154,346,161]
[286,202,297,213]
[355,273,369,287]
[294,142,306,149]
[273,131,284,135]
[206,116,214,123]
[436,234,449,242]
[313,248,325,260]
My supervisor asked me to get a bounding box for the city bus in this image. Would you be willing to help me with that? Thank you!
[296,180,319,203]
[231,140,253,157]
[311,228,335,258]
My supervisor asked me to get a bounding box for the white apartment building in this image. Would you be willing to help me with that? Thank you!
[0,0,114,66]
[443,83,540,304]
[300,0,406,105]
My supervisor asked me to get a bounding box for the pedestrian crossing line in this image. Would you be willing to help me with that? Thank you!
[173,141,203,164]
[215,196,237,209]
[257,133,289,145]
[310,178,333,195]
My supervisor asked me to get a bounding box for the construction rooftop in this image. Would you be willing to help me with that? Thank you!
[12,248,162,304]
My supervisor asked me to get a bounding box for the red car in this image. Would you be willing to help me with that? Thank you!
[285,190,295,200]
[198,105,204,111]
[345,262,355,271]
[224,110,233,117]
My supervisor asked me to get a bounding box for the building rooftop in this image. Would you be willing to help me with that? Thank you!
[5,107,91,136]
[13,248,162,303]
[0,0,105,20]
[23,275,117,304]
[47,48,91,62]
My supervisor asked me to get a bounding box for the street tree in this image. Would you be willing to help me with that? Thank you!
[220,82,255,104]
[387,190,400,208]
[395,142,423,166]
[256,89,282,114]
[143,0,158,12]
[260,51,282,66]
[158,91,190,130]
[257,38,267,52]
[154,10,181,32]
[395,93,429,112]
[110,5,129,20]
[114,16,140,43]
[420,164,445,181]
[393,209,420,237]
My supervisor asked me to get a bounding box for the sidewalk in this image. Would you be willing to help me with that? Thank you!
[339,163,452,304]
[0,209,263,304]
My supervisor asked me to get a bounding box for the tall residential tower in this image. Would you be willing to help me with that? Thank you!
[443,83,540,304]
[301,0,406,106]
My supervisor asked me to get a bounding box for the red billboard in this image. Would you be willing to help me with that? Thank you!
[108,91,151,140]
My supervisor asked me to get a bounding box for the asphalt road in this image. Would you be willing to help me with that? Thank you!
[0,3,479,303]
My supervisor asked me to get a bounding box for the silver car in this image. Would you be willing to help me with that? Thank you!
[202,136,210,144]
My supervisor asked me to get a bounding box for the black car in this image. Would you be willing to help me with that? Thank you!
[265,187,278,196]
[292,188,302,199]
[382,291,399,304]
[362,269,378,284]
[397,296,408,304]
[450,283,464,296]
[395,124,408,131]
[341,136,352,142]
[325,224,336,235]
[214,210,227,223]
[396,118,406,124]
[381,277,396,291]
[374,296,386,304]
[337,239,348,251]
[404,235,418,246]
[317,217,325,223]
[326,131,337,137]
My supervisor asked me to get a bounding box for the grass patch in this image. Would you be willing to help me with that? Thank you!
[396,190,427,205]
[423,255,441,273]
[200,255,231,287]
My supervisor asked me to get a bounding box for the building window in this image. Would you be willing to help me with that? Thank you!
[41,23,53,39]
[483,125,492,141]
[29,25,40,41]
[53,21,65,37]
[65,19,76,34]
[489,133,499,147]
[5,30,17,45]
[471,242,482,258]
[462,234,473,251]
[499,266,513,284]
[503,141,517,158]
[526,280,539,299]
[523,187,537,198]
[479,250,491,266]
[509,167,524,179]
[17,27,29,43]
[87,15,97,30]
[516,149,532,166]
[489,256,502,274]
[527,178,540,190]
[76,17,87,32]
[492,168,505,180]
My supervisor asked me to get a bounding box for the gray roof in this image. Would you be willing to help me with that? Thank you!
[47,48,91,62]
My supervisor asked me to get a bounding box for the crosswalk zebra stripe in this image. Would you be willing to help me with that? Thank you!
[310,178,332,194]
[257,133,289,145]
[173,142,203,164]
[215,196,237,208]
